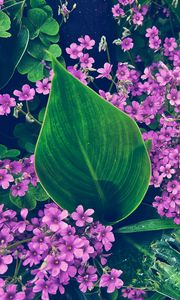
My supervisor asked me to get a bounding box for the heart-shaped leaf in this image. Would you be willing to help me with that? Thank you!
[0,11,11,38]
[35,57,151,224]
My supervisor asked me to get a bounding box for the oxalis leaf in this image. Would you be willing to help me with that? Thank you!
[35,57,151,224]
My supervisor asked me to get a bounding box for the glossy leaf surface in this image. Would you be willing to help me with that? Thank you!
[35,58,151,224]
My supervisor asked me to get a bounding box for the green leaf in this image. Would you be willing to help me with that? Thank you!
[27,8,47,28]
[0,26,29,88]
[14,122,40,152]
[35,58,151,224]
[44,44,62,61]
[110,231,180,299]
[40,18,59,35]
[117,219,179,233]
[30,0,46,8]
[149,293,165,300]
[2,149,20,158]
[27,39,46,60]
[17,52,37,74]
[27,62,44,82]
[0,11,11,38]
[0,144,7,158]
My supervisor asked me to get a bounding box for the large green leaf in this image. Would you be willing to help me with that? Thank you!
[35,57,151,224]
[0,26,29,88]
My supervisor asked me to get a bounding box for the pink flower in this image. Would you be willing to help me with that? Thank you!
[77,266,98,293]
[11,180,29,197]
[132,12,144,26]
[112,4,125,17]
[1,284,25,300]
[125,101,143,121]
[167,88,180,106]
[0,255,13,274]
[160,164,175,179]
[97,225,115,251]
[36,78,51,95]
[80,54,95,69]
[149,36,161,51]
[163,37,177,52]
[67,66,87,85]
[78,35,95,50]
[156,68,172,86]
[0,94,16,115]
[96,63,112,79]
[100,269,123,293]
[66,43,83,59]
[145,26,159,38]
[0,169,14,189]
[33,279,57,300]
[13,84,35,101]
[71,205,94,227]
[42,207,68,232]
[121,37,134,51]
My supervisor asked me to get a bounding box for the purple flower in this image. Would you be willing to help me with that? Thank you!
[11,180,29,197]
[66,43,83,59]
[121,37,134,51]
[97,225,115,251]
[125,101,143,121]
[67,66,87,85]
[36,78,51,95]
[23,243,42,267]
[31,228,50,251]
[0,94,16,115]
[156,67,172,86]
[42,207,68,232]
[78,35,95,50]
[46,254,68,276]
[160,164,175,179]
[149,36,161,51]
[77,266,98,292]
[145,26,159,39]
[0,169,14,189]
[167,88,180,106]
[100,269,123,293]
[163,37,177,52]
[0,255,13,274]
[13,84,35,101]
[96,63,112,79]
[1,284,25,300]
[59,235,84,261]
[71,205,94,227]
[80,54,95,69]
[7,161,22,174]
[112,4,125,17]
[33,279,57,300]
[0,228,14,247]
[132,12,144,26]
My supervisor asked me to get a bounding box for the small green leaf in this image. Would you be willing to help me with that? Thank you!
[117,219,179,233]
[17,53,37,75]
[40,18,59,35]
[9,187,37,210]
[27,62,44,82]
[27,8,47,28]
[35,58,151,224]
[44,44,62,61]
[0,144,7,158]
[27,40,46,60]
[0,11,11,38]
[30,0,46,8]
[3,149,20,158]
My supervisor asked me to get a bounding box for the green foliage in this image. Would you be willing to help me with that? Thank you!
[17,0,61,82]
[9,183,49,210]
[117,218,179,233]
[0,144,20,159]
[35,58,151,224]
[0,26,29,88]
[14,122,40,153]
[110,230,180,299]
[0,11,11,38]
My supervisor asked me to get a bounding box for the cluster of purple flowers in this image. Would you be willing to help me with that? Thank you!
[121,287,146,300]
[0,73,52,117]
[0,203,123,299]
[112,0,148,28]
[0,155,38,197]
